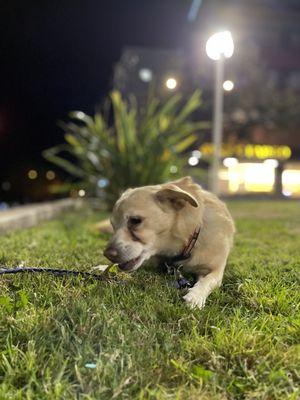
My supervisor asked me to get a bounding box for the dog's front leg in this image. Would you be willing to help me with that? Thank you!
[183,269,224,309]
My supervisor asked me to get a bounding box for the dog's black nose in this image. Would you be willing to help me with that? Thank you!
[104,246,119,262]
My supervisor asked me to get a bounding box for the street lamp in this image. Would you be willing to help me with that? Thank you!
[206,30,234,195]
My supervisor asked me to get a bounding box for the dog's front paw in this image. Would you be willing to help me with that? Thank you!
[183,290,206,309]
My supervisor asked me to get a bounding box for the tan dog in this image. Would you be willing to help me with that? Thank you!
[104,176,235,309]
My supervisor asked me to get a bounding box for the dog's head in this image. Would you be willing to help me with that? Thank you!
[104,180,199,272]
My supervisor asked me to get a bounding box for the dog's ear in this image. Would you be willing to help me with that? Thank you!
[171,176,193,187]
[155,185,198,210]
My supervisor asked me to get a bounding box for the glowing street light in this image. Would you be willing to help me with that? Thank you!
[206,31,234,61]
[206,30,234,195]
[165,77,177,90]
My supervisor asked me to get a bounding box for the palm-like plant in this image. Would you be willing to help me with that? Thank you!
[44,90,206,207]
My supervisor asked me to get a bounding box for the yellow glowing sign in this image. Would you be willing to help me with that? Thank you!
[199,143,291,160]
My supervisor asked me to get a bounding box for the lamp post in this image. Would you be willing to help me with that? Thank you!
[206,31,234,195]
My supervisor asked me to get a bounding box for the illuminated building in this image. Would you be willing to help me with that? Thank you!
[198,143,300,197]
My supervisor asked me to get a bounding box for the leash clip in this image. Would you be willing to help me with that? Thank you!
[164,262,192,290]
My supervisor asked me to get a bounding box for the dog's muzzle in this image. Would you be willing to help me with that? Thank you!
[103,245,144,272]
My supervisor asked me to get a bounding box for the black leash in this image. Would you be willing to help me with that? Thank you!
[0,225,201,288]
[0,267,106,280]
[0,265,192,292]
[0,266,190,291]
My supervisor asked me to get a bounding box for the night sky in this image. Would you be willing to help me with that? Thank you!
[0,0,191,189]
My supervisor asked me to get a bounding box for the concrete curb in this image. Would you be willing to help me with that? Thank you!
[0,199,83,234]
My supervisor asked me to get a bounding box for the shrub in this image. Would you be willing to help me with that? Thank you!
[44,90,207,207]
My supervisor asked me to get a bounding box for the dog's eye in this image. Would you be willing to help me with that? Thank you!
[128,216,142,226]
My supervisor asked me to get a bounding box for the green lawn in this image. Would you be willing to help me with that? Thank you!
[0,201,299,399]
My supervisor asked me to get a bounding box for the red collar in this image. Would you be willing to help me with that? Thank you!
[168,226,201,264]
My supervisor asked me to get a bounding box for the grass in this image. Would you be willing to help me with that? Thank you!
[0,200,299,399]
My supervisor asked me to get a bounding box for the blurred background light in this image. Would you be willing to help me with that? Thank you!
[282,169,300,195]
[78,189,86,197]
[74,111,85,120]
[165,77,177,90]
[188,156,199,166]
[223,80,234,91]
[191,150,202,159]
[170,165,178,174]
[264,159,279,168]
[46,170,56,180]
[223,157,238,167]
[139,68,153,82]
[28,170,38,180]
[282,189,292,197]
[97,178,109,188]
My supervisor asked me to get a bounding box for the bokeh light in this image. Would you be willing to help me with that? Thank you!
[28,170,38,180]
[139,68,153,82]
[46,170,56,180]
[223,80,234,91]
[165,77,177,90]
[188,156,199,166]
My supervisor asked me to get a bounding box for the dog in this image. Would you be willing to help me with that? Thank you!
[104,176,235,309]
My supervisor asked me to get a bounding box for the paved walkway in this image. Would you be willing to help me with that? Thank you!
[0,199,82,234]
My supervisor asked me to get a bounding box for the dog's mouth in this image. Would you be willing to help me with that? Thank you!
[118,253,144,272]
